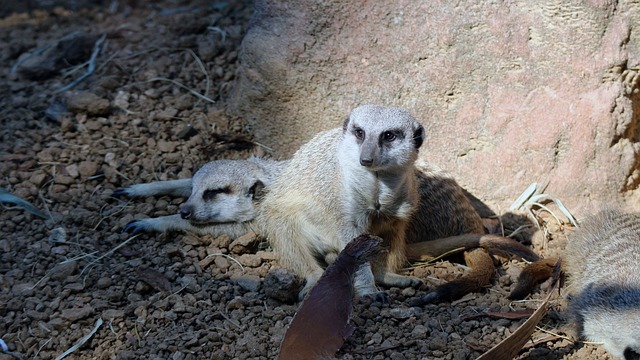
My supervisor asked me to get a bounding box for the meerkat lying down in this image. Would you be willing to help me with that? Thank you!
[563,209,640,360]
[116,106,538,300]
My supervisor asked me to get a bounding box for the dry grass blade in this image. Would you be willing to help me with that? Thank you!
[510,182,579,228]
[146,77,215,104]
[54,318,103,360]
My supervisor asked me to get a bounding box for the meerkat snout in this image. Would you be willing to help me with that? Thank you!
[180,205,193,220]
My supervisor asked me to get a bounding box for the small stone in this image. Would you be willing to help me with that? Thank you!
[47,317,66,330]
[232,274,261,292]
[155,107,178,121]
[237,254,262,268]
[66,91,110,116]
[389,307,417,320]
[213,255,230,270]
[96,277,112,289]
[49,261,77,281]
[0,239,10,253]
[263,268,301,303]
[176,124,198,140]
[104,152,118,168]
[102,309,125,319]
[29,172,48,186]
[226,297,249,310]
[60,305,94,321]
[12,283,34,297]
[174,94,194,110]
[77,160,99,178]
[164,311,178,321]
[63,282,85,291]
[411,324,429,338]
[157,140,179,153]
[65,164,79,178]
[229,232,258,254]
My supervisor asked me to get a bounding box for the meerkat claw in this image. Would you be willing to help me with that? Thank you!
[123,220,145,234]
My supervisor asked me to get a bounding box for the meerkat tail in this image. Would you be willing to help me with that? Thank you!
[409,248,495,305]
[405,234,539,262]
[508,257,560,300]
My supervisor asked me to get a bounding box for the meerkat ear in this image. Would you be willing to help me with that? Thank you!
[342,116,350,132]
[413,124,425,149]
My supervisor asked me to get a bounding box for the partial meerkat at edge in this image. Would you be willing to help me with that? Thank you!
[563,209,640,360]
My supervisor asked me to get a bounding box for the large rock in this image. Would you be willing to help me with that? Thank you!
[228,0,640,213]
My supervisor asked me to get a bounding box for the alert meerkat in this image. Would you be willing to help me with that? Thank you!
[257,105,426,298]
[115,157,287,238]
[564,209,640,360]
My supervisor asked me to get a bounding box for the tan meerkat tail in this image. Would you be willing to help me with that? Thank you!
[508,257,561,300]
[409,248,495,304]
[405,234,540,262]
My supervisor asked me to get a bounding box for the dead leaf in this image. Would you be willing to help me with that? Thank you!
[476,261,562,360]
[278,234,382,360]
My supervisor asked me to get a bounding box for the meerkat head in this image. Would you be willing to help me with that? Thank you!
[342,105,424,171]
[179,160,266,224]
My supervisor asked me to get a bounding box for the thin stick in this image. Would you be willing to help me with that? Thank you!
[186,49,210,106]
[145,77,216,104]
[56,34,107,93]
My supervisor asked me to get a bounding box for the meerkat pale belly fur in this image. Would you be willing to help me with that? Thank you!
[565,209,640,360]
[258,105,425,297]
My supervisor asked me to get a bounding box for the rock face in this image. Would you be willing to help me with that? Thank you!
[228,0,640,212]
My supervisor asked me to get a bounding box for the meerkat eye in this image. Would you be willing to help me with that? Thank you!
[202,187,230,201]
[353,128,365,140]
[382,131,397,142]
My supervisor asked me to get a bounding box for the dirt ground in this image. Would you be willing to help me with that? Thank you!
[0,1,615,359]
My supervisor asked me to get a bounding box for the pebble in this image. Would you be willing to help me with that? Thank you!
[237,254,262,267]
[102,309,125,319]
[263,268,300,303]
[11,283,34,297]
[60,305,94,322]
[157,140,179,153]
[232,274,261,292]
[66,91,110,116]
[229,232,258,254]
[77,160,99,178]
[155,107,178,121]
[0,239,10,253]
[49,261,77,281]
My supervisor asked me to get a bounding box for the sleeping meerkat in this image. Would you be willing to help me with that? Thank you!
[564,209,640,360]
[115,157,287,238]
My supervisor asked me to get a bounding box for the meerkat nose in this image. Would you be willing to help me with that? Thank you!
[360,158,374,167]
[180,206,192,220]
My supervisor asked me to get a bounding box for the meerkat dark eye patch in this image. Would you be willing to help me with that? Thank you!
[381,131,398,142]
[202,187,230,201]
[248,180,265,200]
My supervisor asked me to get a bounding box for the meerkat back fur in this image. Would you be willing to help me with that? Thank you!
[564,209,640,360]
[258,105,425,297]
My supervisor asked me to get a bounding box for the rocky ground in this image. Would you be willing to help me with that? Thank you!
[0,1,614,359]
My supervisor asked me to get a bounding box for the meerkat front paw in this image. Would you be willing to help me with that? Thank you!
[378,272,423,288]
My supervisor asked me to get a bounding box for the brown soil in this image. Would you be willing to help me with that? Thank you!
[0,1,613,359]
